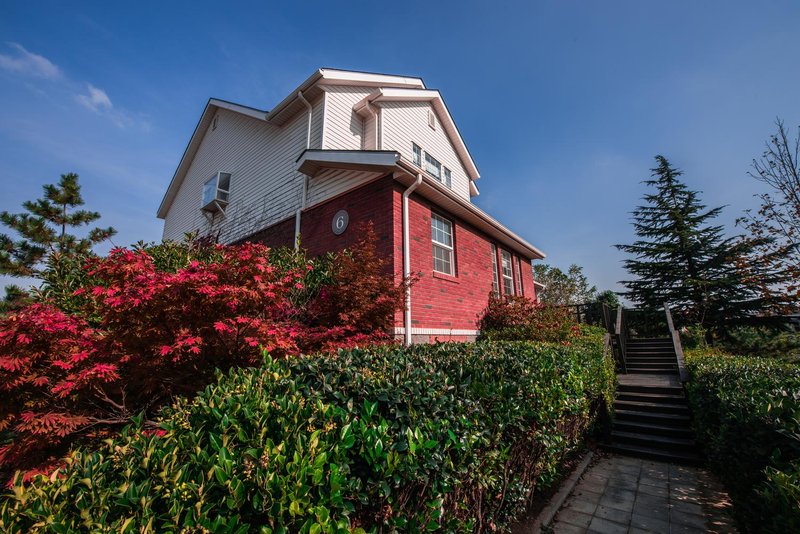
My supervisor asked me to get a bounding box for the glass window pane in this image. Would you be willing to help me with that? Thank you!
[444,167,452,188]
[412,143,422,166]
[491,244,499,297]
[425,153,441,179]
[202,176,216,206]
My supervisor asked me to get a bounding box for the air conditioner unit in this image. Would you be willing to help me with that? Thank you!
[201,172,231,214]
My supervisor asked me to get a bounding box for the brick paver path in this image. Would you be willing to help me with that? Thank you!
[550,454,737,533]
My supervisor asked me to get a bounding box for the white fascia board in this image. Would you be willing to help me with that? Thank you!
[395,159,545,259]
[469,180,480,197]
[318,69,425,88]
[296,149,401,176]
[209,99,268,121]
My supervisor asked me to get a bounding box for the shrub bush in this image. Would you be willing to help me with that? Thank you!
[1,338,615,533]
[477,295,580,343]
[684,351,800,532]
[0,232,410,479]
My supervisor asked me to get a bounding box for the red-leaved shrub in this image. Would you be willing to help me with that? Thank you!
[477,294,580,343]
[0,235,410,479]
[299,224,410,353]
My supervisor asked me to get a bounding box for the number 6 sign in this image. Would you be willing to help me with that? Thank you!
[332,210,349,235]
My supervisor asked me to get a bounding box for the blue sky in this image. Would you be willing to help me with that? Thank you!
[1,1,799,294]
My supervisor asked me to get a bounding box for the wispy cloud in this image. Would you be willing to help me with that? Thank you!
[76,83,113,112]
[0,42,61,79]
[0,43,148,131]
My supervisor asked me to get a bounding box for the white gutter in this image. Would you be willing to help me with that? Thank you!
[295,91,313,250]
[402,173,423,346]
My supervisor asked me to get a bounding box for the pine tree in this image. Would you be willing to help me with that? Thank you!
[0,173,116,278]
[616,156,761,329]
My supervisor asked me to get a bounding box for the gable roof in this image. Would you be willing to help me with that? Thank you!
[352,87,480,181]
[157,69,464,219]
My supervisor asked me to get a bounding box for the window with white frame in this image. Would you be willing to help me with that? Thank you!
[501,249,514,295]
[443,167,452,188]
[517,257,525,295]
[424,152,442,180]
[202,172,231,209]
[431,213,454,275]
[491,244,500,297]
[412,143,422,166]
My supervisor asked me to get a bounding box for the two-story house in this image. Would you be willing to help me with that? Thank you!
[157,68,545,343]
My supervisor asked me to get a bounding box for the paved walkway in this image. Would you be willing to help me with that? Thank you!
[550,454,737,533]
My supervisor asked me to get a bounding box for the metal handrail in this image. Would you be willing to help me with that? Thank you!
[664,303,688,382]
[614,306,628,373]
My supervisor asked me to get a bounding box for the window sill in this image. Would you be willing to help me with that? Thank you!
[432,271,459,283]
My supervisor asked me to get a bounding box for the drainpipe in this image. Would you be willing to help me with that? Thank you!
[402,173,423,345]
[364,101,379,149]
[295,91,313,250]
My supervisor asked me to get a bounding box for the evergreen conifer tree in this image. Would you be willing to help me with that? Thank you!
[0,173,116,278]
[616,156,761,329]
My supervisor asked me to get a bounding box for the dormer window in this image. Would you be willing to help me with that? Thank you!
[202,172,231,212]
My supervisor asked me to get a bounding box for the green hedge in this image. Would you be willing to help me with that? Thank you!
[684,351,800,533]
[1,340,614,533]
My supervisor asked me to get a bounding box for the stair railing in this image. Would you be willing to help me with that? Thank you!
[664,303,688,382]
[614,306,628,373]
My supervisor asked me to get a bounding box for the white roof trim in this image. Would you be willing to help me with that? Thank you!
[353,88,480,181]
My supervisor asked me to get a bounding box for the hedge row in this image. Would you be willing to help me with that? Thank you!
[684,350,800,533]
[1,339,614,533]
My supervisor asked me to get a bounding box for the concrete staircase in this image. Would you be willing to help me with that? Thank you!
[607,337,702,464]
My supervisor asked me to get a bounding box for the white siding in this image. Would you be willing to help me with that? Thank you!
[162,95,323,244]
[306,168,383,206]
[380,101,472,201]
[321,86,375,150]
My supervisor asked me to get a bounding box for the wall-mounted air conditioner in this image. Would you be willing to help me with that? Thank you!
[201,172,231,214]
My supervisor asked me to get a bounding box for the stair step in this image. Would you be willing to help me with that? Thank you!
[617,391,686,403]
[615,409,691,427]
[618,384,684,395]
[627,350,676,355]
[629,338,672,343]
[604,443,703,465]
[611,431,696,450]
[613,420,694,438]
[627,368,678,375]
[625,362,677,368]
[614,400,688,415]
[626,360,678,366]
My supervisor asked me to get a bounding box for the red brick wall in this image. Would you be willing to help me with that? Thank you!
[391,188,538,341]
[299,175,395,260]
[242,176,539,343]
[241,216,296,248]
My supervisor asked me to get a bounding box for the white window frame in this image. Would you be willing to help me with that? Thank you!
[431,213,454,275]
[500,249,514,296]
[517,257,525,295]
[412,143,422,166]
[202,172,231,210]
[424,152,442,180]
[443,167,452,188]
[491,244,500,297]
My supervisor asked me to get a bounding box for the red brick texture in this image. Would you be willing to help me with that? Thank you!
[392,188,537,341]
[242,175,539,343]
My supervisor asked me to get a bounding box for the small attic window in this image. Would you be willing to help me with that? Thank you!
[428,109,436,130]
[202,172,231,212]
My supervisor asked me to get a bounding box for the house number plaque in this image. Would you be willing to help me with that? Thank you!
[332,210,349,235]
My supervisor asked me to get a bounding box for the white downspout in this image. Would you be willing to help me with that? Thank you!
[364,101,379,150]
[402,173,423,345]
[295,91,313,250]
